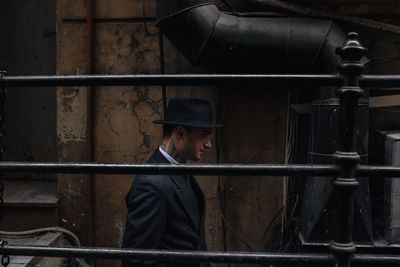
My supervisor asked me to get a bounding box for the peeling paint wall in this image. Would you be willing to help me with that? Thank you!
[93,24,164,262]
[56,1,94,244]
[54,1,292,266]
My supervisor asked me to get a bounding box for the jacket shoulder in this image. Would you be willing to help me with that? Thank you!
[126,149,173,198]
[134,174,173,192]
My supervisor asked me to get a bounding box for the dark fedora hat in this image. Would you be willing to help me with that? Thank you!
[153,98,223,128]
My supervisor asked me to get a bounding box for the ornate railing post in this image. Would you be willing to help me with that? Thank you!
[329,32,367,267]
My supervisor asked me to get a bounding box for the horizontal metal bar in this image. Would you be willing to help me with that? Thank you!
[1,74,400,88]
[0,162,339,176]
[361,75,400,88]
[0,74,342,87]
[0,245,335,263]
[1,162,400,177]
[354,254,400,264]
[2,245,400,264]
[62,17,156,24]
[357,165,400,176]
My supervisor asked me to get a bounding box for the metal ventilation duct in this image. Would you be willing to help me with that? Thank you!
[156,1,344,73]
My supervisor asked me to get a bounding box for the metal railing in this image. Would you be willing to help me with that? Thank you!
[0,162,399,177]
[0,74,400,88]
[1,32,400,267]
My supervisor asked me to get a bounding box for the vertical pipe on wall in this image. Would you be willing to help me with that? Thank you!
[214,87,229,257]
[85,0,96,247]
[158,33,167,116]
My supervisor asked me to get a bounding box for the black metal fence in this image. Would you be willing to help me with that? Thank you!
[1,32,400,267]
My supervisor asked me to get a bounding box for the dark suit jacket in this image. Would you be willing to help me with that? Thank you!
[122,149,210,267]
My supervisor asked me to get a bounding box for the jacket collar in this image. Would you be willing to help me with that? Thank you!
[147,148,170,164]
[158,146,180,164]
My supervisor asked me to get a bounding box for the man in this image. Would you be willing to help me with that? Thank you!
[122,97,223,267]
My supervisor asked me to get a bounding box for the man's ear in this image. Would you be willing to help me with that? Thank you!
[174,126,186,140]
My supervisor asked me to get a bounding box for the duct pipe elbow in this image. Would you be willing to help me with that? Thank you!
[156,1,346,73]
[156,4,221,65]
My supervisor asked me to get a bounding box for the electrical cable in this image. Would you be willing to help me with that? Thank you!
[0,227,94,266]
[281,194,299,252]
[262,205,283,246]
[220,211,254,252]
[279,87,296,251]
[0,227,81,247]
[143,0,159,36]
[214,87,254,253]
[159,33,167,115]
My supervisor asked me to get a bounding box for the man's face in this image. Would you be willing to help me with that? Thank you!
[180,127,213,161]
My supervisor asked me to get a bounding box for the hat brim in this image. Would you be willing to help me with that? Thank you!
[153,119,224,128]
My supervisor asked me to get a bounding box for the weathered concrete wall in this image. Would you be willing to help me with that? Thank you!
[221,90,287,254]
[56,9,94,245]
[94,23,163,267]
[56,2,163,266]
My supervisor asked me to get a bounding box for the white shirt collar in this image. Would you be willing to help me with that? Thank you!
[159,146,180,165]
